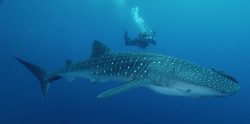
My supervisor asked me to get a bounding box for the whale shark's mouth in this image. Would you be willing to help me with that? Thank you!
[146,81,228,98]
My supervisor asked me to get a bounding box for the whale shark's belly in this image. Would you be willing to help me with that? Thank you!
[146,80,226,98]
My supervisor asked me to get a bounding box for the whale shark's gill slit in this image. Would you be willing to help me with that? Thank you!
[121,55,128,77]
[114,54,122,77]
[129,56,138,77]
[137,57,148,78]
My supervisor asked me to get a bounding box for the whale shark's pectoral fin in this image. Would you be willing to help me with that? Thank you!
[97,78,153,98]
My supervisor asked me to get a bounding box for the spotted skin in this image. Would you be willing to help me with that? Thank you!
[16,41,240,99]
[58,52,159,82]
[57,51,240,96]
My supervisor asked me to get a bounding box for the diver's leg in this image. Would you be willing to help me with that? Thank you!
[124,31,128,38]
[125,39,136,46]
[124,31,133,46]
[124,33,136,46]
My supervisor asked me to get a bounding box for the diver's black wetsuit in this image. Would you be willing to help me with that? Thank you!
[124,31,156,49]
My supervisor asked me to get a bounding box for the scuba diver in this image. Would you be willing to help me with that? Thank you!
[124,30,156,49]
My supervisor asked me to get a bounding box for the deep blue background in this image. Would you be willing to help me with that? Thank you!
[0,0,250,124]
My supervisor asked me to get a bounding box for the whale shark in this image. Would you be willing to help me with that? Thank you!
[15,40,240,100]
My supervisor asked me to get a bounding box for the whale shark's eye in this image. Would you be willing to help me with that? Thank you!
[221,91,226,94]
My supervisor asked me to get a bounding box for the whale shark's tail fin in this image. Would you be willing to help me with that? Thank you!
[14,57,61,100]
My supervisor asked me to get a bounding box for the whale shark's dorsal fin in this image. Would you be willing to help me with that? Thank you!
[65,60,73,68]
[91,40,111,58]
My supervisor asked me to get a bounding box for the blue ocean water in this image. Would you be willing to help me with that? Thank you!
[0,0,250,124]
